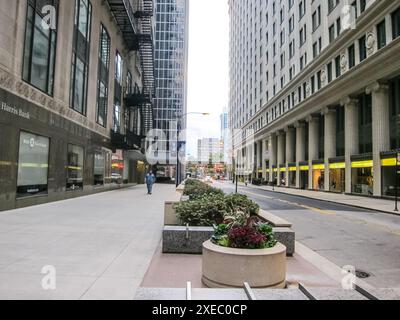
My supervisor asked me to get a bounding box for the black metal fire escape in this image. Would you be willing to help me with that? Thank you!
[106,0,155,150]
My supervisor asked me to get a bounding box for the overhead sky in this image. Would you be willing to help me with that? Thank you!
[185,0,229,159]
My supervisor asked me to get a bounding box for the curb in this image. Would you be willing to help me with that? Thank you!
[236,183,400,217]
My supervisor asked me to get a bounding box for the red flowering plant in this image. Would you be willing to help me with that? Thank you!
[212,216,277,249]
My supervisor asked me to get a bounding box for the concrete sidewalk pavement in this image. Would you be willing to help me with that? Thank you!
[0,184,179,300]
[235,183,399,215]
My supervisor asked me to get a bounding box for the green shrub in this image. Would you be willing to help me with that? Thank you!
[224,194,260,216]
[183,179,224,200]
[175,188,260,227]
[175,194,228,226]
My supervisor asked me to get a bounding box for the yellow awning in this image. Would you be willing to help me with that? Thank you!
[312,164,325,170]
[381,158,398,167]
[289,167,297,172]
[352,160,373,168]
[300,165,309,171]
[329,162,346,169]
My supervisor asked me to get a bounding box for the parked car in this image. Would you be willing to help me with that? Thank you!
[111,173,122,184]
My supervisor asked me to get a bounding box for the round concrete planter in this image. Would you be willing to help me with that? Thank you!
[202,240,287,289]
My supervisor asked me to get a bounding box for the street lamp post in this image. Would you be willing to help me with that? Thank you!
[395,151,400,212]
[175,112,210,187]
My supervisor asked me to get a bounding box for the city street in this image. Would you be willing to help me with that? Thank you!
[216,181,400,289]
[0,184,179,300]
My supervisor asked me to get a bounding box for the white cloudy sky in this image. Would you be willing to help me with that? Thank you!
[185,0,229,158]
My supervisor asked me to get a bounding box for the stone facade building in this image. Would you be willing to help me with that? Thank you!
[229,0,400,198]
[0,0,155,210]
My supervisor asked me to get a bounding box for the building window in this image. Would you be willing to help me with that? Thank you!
[96,25,110,127]
[113,102,121,133]
[17,131,50,198]
[335,55,341,78]
[377,20,387,50]
[359,35,367,62]
[327,62,333,83]
[67,144,84,191]
[336,106,345,157]
[70,0,92,115]
[94,152,105,186]
[389,76,400,150]
[392,8,400,39]
[358,93,373,154]
[312,6,321,32]
[22,0,59,96]
[348,44,355,69]
[329,25,335,43]
[360,0,367,13]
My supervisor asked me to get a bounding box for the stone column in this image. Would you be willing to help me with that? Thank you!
[262,139,267,181]
[343,97,359,194]
[295,121,306,188]
[323,107,337,191]
[367,82,390,197]
[285,127,295,187]
[269,134,277,184]
[308,115,320,190]
[277,131,286,186]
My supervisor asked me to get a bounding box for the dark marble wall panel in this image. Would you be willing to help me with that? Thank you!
[0,87,143,211]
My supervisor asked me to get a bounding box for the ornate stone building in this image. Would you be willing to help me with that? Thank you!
[229,0,400,198]
[0,0,155,210]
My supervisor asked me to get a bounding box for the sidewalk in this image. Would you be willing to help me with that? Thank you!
[242,184,399,215]
[0,184,180,300]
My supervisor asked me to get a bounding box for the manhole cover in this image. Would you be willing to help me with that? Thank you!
[355,270,371,279]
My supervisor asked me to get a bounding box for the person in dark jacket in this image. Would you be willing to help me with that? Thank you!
[145,171,156,195]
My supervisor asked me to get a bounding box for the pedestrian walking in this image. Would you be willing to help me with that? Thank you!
[146,171,156,195]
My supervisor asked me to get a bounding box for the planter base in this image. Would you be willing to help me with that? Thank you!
[202,240,287,289]
[202,276,286,289]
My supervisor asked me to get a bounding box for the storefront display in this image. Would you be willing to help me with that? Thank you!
[329,163,345,193]
[351,160,373,196]
[16,131,50,198]
[299,165,309,190]
[312,164,325,190]
[382,157,400,197]
[67,144,84,191]
[94,152,105,186]
[289,167,296,187]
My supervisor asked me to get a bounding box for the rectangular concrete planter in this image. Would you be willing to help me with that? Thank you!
[162,226,295,256]
[274,227,295,256]
[163,226,214,254]
[164,201,180,226]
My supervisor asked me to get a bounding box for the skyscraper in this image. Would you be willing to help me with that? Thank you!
[153,0,189,182]
[229,0,400,197]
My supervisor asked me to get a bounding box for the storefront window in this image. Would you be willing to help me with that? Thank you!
[313,169,325,190]
[330,168,345,193]
[17,132,50,198]
[289,170,296,187]
[352,167,373,196]
[279,171,286,185]
[67,144,84,191]
[300,170,309,190]
[94,152,105,186]
[382,160,400,197]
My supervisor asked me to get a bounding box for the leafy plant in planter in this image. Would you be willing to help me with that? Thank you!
[224,194,260,216]
[183,179,224,200]
[174,192,260,227]
[212,216,277,249]
[175,194,228,226]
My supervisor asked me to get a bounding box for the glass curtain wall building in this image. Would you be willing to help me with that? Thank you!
[153,0,189,183]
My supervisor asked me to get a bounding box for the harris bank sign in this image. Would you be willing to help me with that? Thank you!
[0,101,30,120]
